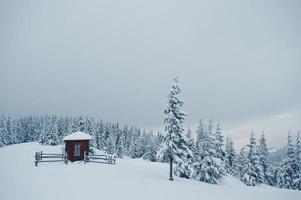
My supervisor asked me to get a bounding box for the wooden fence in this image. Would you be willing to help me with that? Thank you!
[84,151,116,165]
[35,151,68,166]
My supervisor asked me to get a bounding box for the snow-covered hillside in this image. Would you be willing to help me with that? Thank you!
[0,143,300,200]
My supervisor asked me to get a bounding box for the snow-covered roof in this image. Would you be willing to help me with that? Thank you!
[63,131,92,141]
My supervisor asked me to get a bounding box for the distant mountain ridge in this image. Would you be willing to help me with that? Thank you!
[268,147,286,165]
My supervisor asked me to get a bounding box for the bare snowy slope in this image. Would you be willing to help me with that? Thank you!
[0,143,300,200]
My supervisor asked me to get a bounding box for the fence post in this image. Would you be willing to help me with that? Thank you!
[84,151,87,164]
[65,152,68,165]
[35,152,38,166]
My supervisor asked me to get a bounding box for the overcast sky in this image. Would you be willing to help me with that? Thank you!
[0,0,300,149]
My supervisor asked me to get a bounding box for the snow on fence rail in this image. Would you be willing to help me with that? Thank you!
[34,151,68,166]
[84,151,116,165]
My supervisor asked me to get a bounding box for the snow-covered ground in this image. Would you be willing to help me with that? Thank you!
[0,143,300,200]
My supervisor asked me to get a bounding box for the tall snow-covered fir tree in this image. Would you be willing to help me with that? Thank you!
[225,136,236,174]
[277,132,298,189]
[215,123,225,160]
[192,119,224,184]
[258,133,273,185]
[241,131,264,186]
[157,78,193,180]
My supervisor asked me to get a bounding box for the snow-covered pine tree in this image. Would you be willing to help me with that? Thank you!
[39,117,49,144]
[129,133,140,158]
[13,119,24,144]
[294,131,301,190]
[277,132,298,189]
[154,131,164,152]
[225,136,236,174]
[142,132,158,162]
[39,116,59,145]
[21,116,34,142]
[57,117,65,144]
[0,115,8,146]
[116,132,125,158]
[185,128,196,157]
[84,117,96,149]
[106,124,118,155]
[241,131,264,186]
[0,115,10,147]
[31,116,43,142]
[71,117,79,133]
[101,123,110,151]
[119,125,128,155]
[215,122,226,175]
[215,122,225,160]
[156,139,170,163]
[156,137,170,163]
[124,126,135,156]
[258,133,273,185]
[6,117,16,144]
[78,116,85,132]
[192,119,224,184]
[95,121,104,150]
[138,129,149,157]
[273,167,281,187]
[195,119,205,156]
[48,117,59,145]
[236,146,248,177]
[129,128,144,158]
[296,131,301,167]
[57,117,70,144]
[158,78,193,180]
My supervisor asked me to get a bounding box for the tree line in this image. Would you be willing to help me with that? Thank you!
[0,115,162,161]
[0,80,300,190]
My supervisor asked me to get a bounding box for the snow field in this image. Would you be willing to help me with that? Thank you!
[0,143,300,200]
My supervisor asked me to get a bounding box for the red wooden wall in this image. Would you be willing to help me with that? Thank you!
[65,140,89,162]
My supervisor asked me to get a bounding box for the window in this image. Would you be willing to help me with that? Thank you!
[74,144,81,156]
